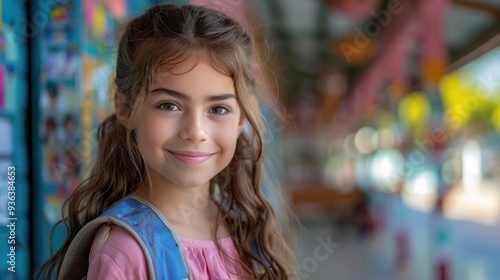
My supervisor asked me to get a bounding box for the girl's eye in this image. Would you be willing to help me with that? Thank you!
[210,106,230,115]
[157,102,179,111]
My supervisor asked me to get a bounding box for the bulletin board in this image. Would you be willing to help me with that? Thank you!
[0,0,29,278]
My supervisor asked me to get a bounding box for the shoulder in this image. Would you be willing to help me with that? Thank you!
[88,225,149,279]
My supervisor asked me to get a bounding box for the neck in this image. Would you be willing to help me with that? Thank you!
[138,183,213,214]
[133,167,231,240]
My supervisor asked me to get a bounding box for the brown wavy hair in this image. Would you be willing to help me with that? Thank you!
[37,3,295,279]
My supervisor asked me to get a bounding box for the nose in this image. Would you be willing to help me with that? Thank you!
[179,111,208,142]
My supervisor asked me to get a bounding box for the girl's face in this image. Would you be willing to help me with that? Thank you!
[134,58,244,189]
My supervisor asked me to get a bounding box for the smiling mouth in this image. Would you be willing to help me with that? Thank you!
[168,150,214,164]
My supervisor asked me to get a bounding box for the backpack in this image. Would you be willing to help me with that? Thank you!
[58,196,191,280]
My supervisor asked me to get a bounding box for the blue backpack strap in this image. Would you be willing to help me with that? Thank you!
[99,198,191,279]
[59,198,191,280]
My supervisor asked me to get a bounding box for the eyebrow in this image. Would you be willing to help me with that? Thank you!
[151,87,237,102]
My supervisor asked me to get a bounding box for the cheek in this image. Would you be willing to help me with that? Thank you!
[214,126,240,153]
[135,117,171,147]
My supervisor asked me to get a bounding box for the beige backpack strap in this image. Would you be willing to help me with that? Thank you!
[58,219,109,280]
[88,224,112,260]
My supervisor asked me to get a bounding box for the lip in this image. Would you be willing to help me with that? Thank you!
[168,150,214,164]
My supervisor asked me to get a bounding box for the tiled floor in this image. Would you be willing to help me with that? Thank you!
[292,207,500,280]
[293,222,399,280]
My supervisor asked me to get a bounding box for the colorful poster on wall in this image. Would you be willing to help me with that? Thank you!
[0,0,29,277]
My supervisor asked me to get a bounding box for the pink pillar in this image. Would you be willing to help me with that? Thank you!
[417,0,449,84]
[341,0,417,113]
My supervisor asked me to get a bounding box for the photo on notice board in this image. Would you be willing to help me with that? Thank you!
[0,116,13,157]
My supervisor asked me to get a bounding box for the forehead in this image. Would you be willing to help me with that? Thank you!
[151,58,235,95]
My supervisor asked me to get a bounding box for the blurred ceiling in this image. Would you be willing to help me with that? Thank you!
[255,0,500,103]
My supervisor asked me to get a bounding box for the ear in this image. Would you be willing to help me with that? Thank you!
[114,92,131,128]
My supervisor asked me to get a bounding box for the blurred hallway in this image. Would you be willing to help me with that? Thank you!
[294,194,500,280]
[1,0,500,279]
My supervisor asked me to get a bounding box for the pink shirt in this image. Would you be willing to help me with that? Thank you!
[88,225,252,279]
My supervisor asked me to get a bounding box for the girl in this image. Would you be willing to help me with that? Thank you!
[37,3,294,280]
